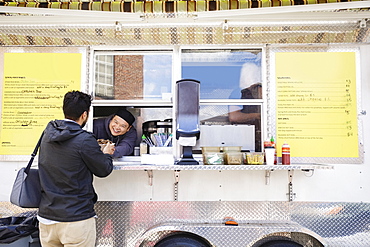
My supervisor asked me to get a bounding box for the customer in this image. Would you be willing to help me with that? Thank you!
[93,108,137,158]
[38,90,114,247]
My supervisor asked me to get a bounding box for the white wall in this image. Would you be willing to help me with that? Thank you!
[2,45,370,203]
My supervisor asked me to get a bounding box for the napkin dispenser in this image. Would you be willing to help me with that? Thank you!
[175,79,200,165]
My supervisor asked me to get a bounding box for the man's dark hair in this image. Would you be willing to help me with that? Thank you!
[63,91,92,121]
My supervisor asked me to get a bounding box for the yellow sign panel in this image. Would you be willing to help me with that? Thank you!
[275,52,358,158]
[0,53,82,155]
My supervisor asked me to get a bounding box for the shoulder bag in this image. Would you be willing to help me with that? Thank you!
[10,133,44,208]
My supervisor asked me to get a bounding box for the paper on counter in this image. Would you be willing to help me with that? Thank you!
[178,136,196,146]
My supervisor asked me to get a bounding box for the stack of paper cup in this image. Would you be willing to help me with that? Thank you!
[265,147,275,165]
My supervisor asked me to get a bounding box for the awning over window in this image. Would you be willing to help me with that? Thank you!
[0,0,369,46]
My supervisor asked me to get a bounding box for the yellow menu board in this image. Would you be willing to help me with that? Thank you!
[275,52,358,158]
[0,53,82,155]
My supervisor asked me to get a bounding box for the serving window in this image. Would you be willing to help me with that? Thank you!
[91,48,265,154]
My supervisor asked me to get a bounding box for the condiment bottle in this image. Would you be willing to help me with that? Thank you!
[140,135,148,155]
[282,143,290,165]
[270,136,277,165]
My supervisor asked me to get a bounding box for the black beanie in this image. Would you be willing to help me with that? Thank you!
[115,109,135,126]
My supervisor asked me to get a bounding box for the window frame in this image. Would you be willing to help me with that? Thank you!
[89,46,267,155]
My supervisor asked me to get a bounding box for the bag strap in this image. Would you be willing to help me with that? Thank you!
[24,132,44,175]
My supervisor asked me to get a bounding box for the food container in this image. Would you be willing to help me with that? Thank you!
[97,139,113,152]
[201,146,221,153]
[222,146,242,153]
[225,152,243,165]
[203,152,224,165]
[244,152,264,165]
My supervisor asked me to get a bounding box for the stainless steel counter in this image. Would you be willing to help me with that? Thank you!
[113,161,334,171]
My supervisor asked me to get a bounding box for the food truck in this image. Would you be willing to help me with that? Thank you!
[0,0,370,246]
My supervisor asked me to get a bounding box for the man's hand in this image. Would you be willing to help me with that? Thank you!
[103,142,115,155]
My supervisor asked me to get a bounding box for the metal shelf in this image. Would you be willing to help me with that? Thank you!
[112,161,333,201]
[113,162,334,171]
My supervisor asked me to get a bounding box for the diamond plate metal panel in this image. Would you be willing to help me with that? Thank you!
[1,201,370,246]
[92,201,370,247]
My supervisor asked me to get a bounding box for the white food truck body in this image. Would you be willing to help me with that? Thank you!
[0,2,370,246]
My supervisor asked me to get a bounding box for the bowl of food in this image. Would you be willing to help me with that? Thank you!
[97,139,113,151]
[244,152,264,165]
[225,152,243,165]
[203,152,224,165]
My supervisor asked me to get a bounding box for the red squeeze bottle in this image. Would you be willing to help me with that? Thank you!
[282,143,290,165]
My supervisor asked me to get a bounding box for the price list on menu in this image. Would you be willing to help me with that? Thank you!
[0,53,81,155]
[275,52,358,158]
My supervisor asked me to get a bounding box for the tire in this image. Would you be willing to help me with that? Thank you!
[155,234,210,247]
[259,240,303,247]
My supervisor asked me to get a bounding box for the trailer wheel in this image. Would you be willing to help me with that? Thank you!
[154,234,210,247]
[258,240,303,247]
